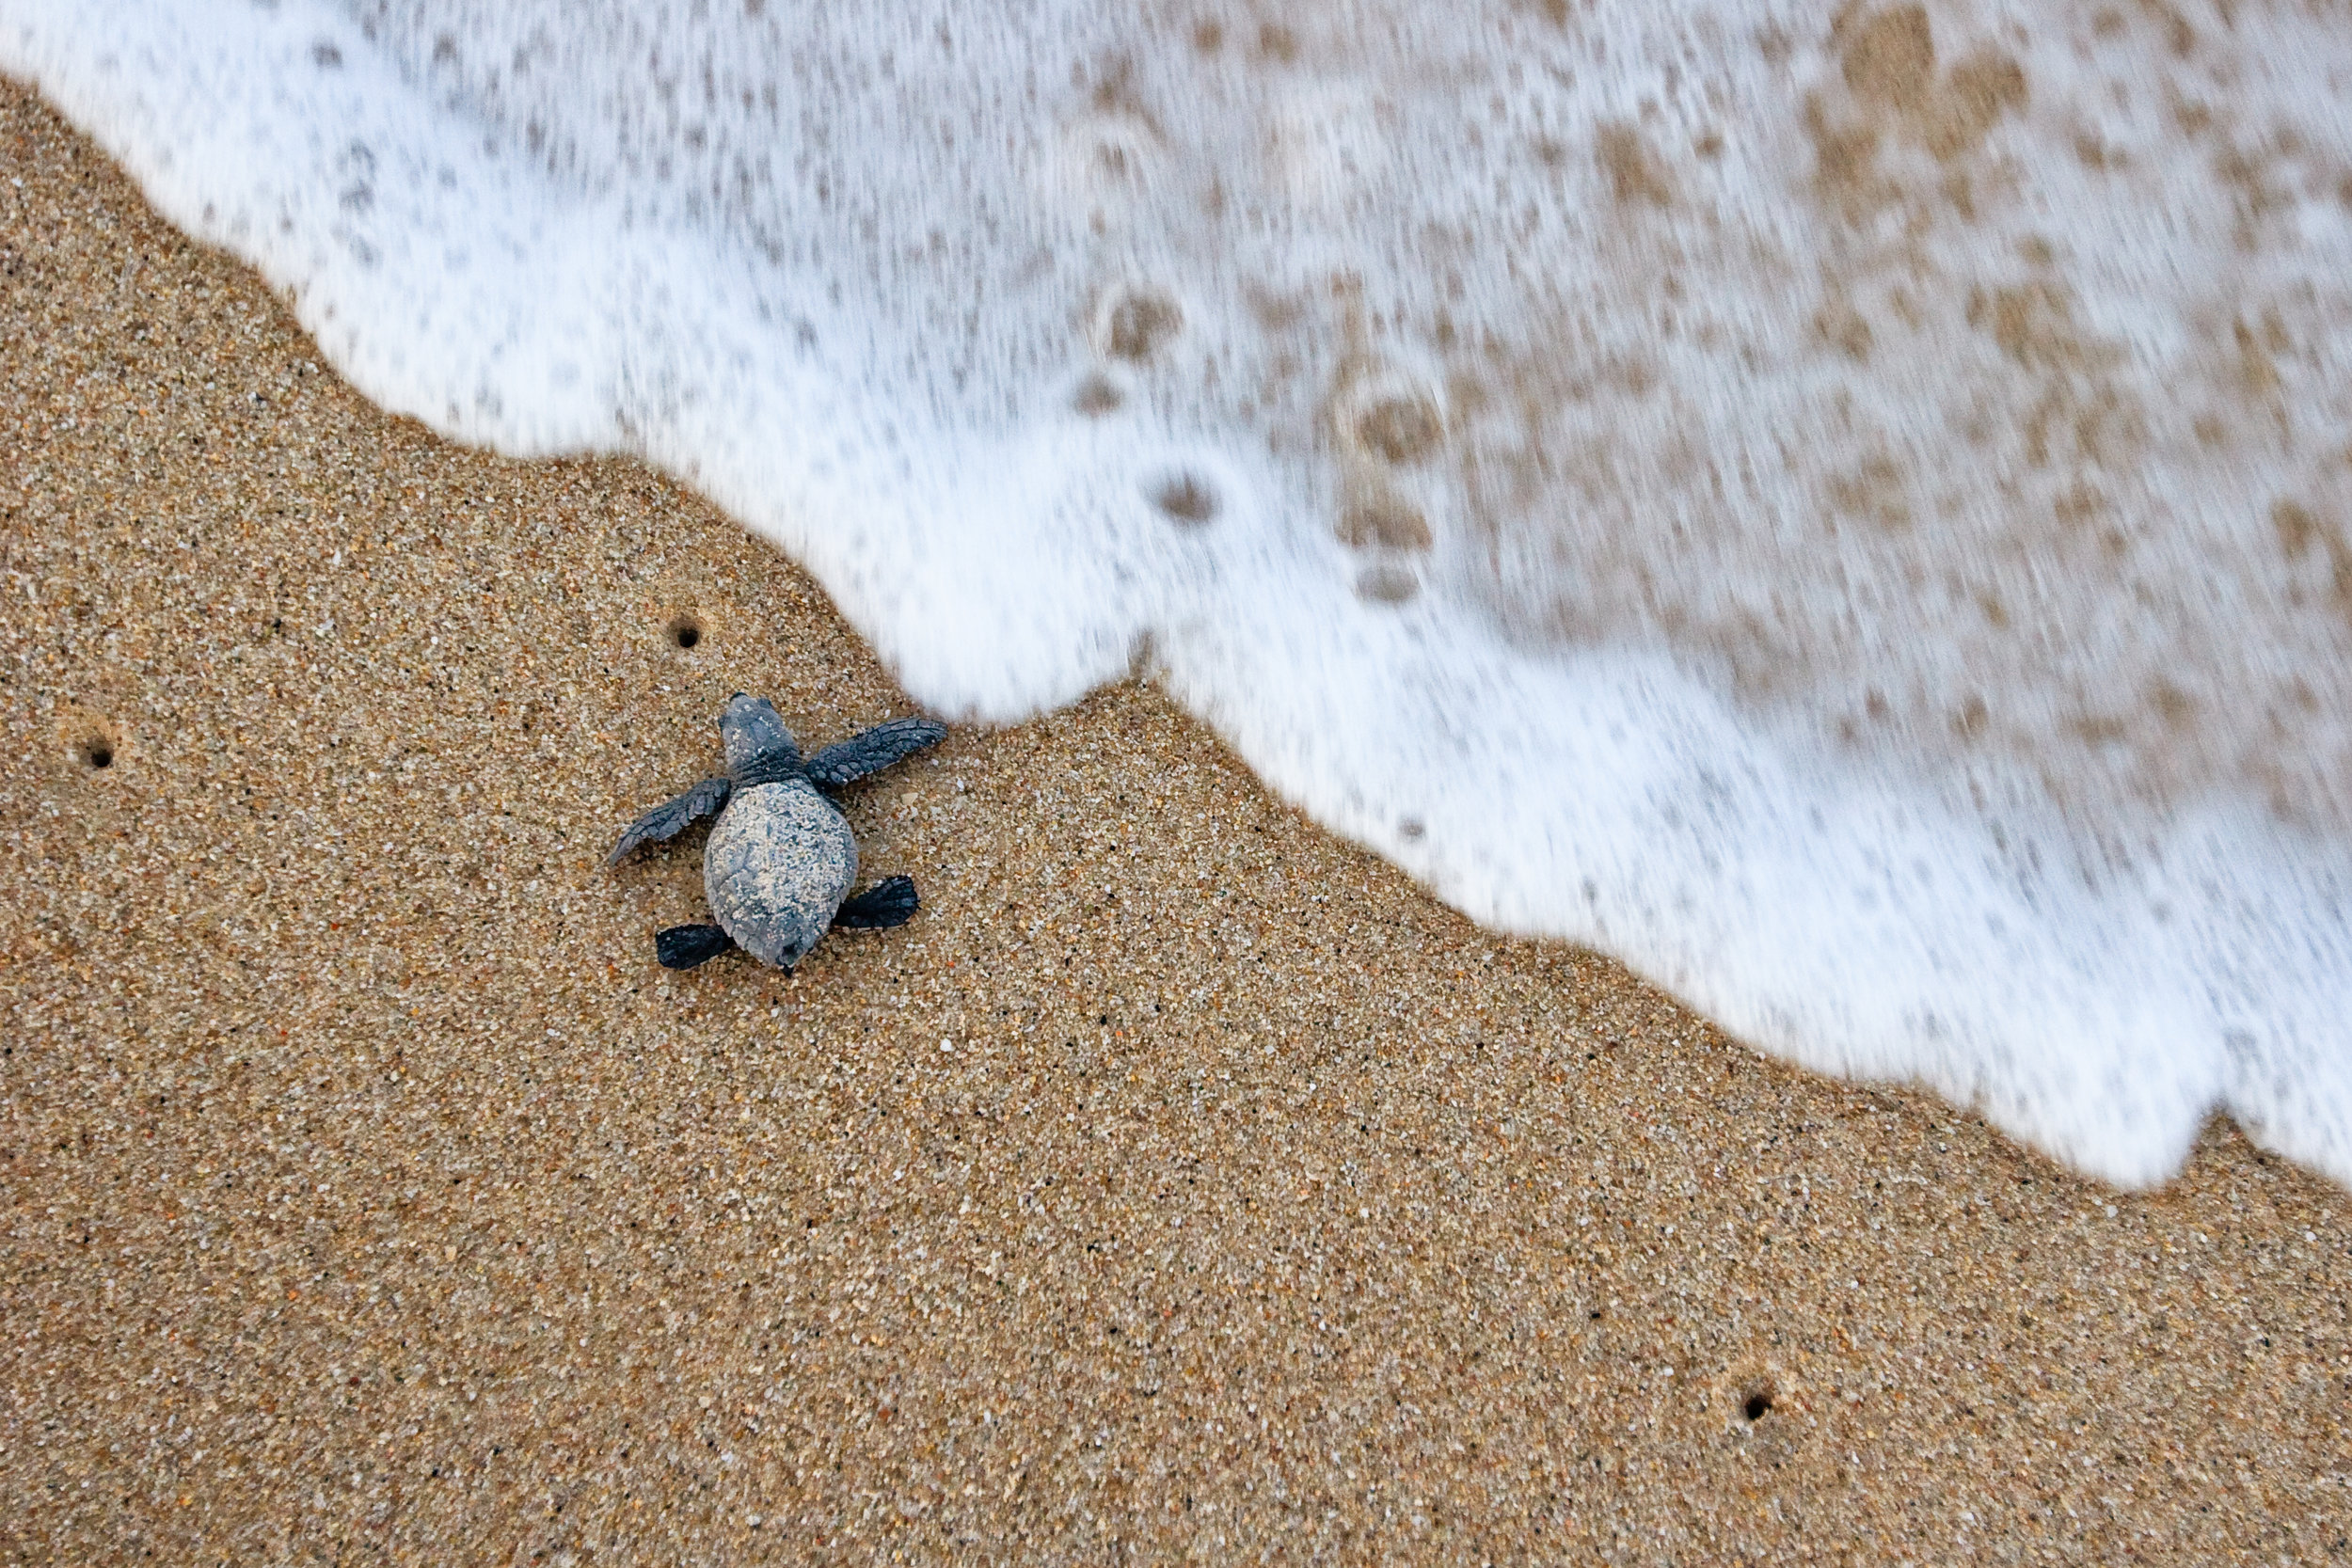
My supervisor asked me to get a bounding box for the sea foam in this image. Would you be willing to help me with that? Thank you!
[7,0,2349,1188]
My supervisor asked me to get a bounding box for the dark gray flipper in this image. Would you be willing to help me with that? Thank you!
[606,775,733,866]
[832,876,919,930]
[803,717,948,790]
[657,924,739,970]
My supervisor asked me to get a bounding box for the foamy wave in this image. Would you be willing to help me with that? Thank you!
[8,0,2348,1187]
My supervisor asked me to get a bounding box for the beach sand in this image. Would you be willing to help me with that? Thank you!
[4,80,2347,1562]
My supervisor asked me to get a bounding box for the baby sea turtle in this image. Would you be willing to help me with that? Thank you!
[607,693,948,973]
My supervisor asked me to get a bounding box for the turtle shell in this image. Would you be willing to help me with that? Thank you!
[703,779,858,968]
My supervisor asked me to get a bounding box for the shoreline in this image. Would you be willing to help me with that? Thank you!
[4,79,2347,1561]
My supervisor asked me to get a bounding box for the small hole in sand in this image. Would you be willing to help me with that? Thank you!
[1741,1384,1776,1422]
[1073,373,1125,417]
[61,712,123,772]
[669,614,705,650]
[1151,473,1219,526]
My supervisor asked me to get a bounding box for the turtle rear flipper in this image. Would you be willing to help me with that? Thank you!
[833,876,919,930]
[656,923,738,970]
[607,775,734,865]
[803,718,948,790]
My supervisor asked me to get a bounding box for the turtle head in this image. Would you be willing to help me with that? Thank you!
[719,693,801,782]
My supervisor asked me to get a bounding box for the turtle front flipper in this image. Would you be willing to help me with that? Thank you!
[606,775,733,866]
[803,718,948,790]
[656,924,739,970]
[832,876,919,930]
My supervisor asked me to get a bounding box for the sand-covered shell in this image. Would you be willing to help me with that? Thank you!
[703,779,858,968]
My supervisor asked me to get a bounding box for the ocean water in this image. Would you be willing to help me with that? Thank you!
[8,0,2349,1189]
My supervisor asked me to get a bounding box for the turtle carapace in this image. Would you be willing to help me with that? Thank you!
[606,694,947,973]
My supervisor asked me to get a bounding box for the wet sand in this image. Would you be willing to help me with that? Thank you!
[4,81,2348,1563]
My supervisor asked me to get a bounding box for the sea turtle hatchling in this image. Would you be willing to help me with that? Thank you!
[606,693,948,973]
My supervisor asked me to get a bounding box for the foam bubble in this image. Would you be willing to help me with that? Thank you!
[8,0,2350,1187]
